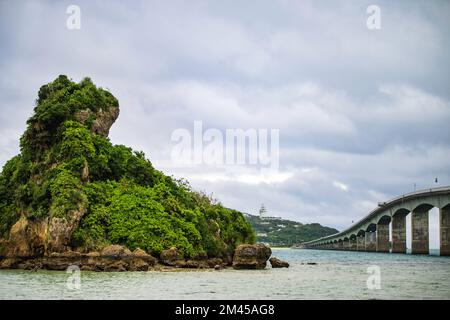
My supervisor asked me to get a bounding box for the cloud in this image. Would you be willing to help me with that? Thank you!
[0,0,449,236]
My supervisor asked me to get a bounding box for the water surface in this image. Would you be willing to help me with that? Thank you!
[1,248,449,299]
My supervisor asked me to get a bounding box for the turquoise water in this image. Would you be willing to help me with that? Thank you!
[1,248,449,300]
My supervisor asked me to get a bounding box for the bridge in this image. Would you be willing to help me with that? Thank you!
[304,186,450,256]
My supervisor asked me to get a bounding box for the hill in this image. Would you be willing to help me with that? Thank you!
[0,75,255,260]
[245,214,338,247]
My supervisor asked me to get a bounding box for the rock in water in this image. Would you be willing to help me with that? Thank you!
[232,243,272,270]
[0,75,255,270]
[269,257,289,268]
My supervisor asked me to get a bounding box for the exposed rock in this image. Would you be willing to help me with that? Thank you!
[0,258,22,269]
[74,106,120,137]
[103,260,127,272]
[101,245,132,257]
[214,264,222,270]
[222,252,234,266]
[17,259,39,270]
[160,247,185,267]
[81,265,94,271]
[129,248,156,270]
[206,258,223,268]
[4,206,87,259]
[47,207,87,253]
[232,243,272,270]
[5,214,50,257]
[132,248,148,257]
[86,251,100,257]
[128,258,149,271]
[73,109,91,123]
[6,215,33,257]
[269,257,289,268]
[184,260,205,268]
[92,107,120,137]
[0,246,159,272]
[132,247,157,263]
[160,247,181,260]
[61,250,82,258]
[41,257,72,271]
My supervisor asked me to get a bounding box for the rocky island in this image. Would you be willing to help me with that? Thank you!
[0,75,288,271]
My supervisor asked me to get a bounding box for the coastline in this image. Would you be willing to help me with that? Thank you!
[0,252,229,272]
[0,243,284,272]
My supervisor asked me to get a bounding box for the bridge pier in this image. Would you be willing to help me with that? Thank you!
[365,231,376,251]
[343,239,350,250]
[440,206,450,256]
[349,237,357,251]
[357,235,365,251]
[411,208,429,254]
[376,224,390,252]
[392,213,407,253]
[303,187,450,256]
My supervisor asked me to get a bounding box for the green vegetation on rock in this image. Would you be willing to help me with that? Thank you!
[245,214,338,246]
[0,75,255,258]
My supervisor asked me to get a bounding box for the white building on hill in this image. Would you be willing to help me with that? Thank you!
[258,204,280,220]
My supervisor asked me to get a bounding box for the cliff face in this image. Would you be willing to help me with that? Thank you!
[4,207,86,257]
[0,75,255,261]
[75,107,120,137]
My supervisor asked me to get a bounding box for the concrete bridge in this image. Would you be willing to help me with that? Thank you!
[304,186,450,256]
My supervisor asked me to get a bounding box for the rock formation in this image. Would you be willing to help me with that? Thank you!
[269,257,289,268]
[232,243,272,269]
[0,75,258,271]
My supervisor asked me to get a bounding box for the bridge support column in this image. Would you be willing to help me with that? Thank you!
[392,214,407,253]
[376,224,390,252]
[349,238,357,251]
[412,209,429,254]
[338,241,344,250]
[440,206,450,256]
[343,239,350,251]
[365,232,376,251]
[357,235,365,251]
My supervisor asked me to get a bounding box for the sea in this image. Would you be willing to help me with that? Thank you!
[1,248,449,300]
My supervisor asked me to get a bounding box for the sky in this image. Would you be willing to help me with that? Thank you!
[0,0,449,236]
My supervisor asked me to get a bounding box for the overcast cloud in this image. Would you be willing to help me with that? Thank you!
[0,0,449,232]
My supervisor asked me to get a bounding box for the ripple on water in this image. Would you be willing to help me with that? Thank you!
[0,249,449,299]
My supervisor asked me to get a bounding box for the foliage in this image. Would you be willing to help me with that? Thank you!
[246,214,338,246]
[0,75,255,257]
[72,180,254,257]
[20,75,118,160]
[48,169,87,218]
